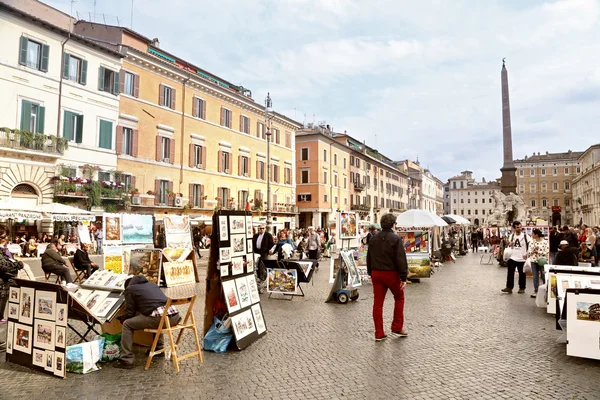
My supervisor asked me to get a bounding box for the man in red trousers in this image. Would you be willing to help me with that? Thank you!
[366,213,409,341]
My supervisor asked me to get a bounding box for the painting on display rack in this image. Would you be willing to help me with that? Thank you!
[229,215,246,235]
[33,319,55,351]
[218,216,229,241]
[129,249,163,284]
[340,211,358,239]
[13,323,33,354]
[267,268,298,295]
[231,234,247,258]
[231,309,256,340]
[122,214,154,244]
[164,215,192,249]
[163,260,196,287]
[103,213,122,245]
[35,291,57,321]
[19,287,34,325]
[221,279,241,313]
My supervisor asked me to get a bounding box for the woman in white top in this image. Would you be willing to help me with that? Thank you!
[528,228,549,298]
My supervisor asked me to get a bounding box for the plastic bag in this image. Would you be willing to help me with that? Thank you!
[99,332,122,362]
[203,316,233,353]
[503,248,513,261]
[536,283,547,308]
[66,337,104,374]
[524,259,532,274]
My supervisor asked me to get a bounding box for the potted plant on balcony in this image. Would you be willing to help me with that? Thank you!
[214,197,222,211]
[33,133,46,150]
[147,190,155,196]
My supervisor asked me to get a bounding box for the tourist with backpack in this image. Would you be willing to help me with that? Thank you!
[501,221,531,294]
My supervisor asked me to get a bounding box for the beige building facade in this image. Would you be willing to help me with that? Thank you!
[572,144,600,227]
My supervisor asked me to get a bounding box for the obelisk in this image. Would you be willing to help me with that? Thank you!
[500,59,517,195]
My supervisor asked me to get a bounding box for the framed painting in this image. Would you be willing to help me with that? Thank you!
[231,257,244,276]
[6,321,14,354]
[13,322,33,354]
[221,279,241,313]
[235,276,252,308]
[220,263,229,278]
[245,216,253,237]
[218,216,229,241]
[219,247,232,264]
[8,302,19,319]
[32,348,45,367]
[9,287,19,303]
[35,290,57,321]
[33,319,55,350]
[103,213,123,245]
[45,350,54,372]
[231,234,246,258]
[19,287,34,325]
[163,260,195,287]
[229,215,246,235]
[231,309,256,340]
[246,274,260,304]
[251,303,267,335]
[267,268,298,295]
[55,326,66,349]
[54,351,66,378]
[340,211,357,239]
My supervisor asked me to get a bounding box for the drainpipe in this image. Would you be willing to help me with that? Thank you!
[57,34,71,141]
[179,73,192,190]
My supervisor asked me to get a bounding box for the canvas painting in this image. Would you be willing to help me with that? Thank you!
[14,322,32,354]
[229,215,246,235]
[103,213,122,244]
[356,265,372,284]
[8,303,19,319]
[231,309,256,340]
[251,304,266,335]
[129,249,163,285]
[245,256,254,273]
[54,351,65,378]
[399,231,430,253]
[45,350,54,372]
[340,211,357,239]
[246,274,260,304]
[231,234,246,258]
[162,247,191,263]
[33,319,55,350]
[55,326,66,348]
[220,263,229,277]
[6,322,14,354]
[407,254,431,278]
[218,216,229,241]
[575,302,600,322]
[164,215,192,249]
[222,279,241,313]
[103,246,124,274]
[19,287,34,325]
[163,260,195,287]
[122,214,154,244]
[550,275,557,298]
[9,287,19,303]
[267,268,298,295]
[341,251,361,287]
[32,348,45,367]
[35,290,56,321]
[220,247,232,263]
[231,257,244,276]
[245,216,253,237]
[235,276,252,308]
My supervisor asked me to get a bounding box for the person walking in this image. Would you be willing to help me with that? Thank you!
[306,227,321,260]
[367,213,409,341]
[95,226,104,254]
[501,221,530,294]
[528,228,549,298]
[252,224,274,287]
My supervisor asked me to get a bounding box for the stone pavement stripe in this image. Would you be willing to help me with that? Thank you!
[0,252,599,399]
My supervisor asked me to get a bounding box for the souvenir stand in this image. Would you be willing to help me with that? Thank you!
[328,211,359,285]
[204,210,267,350]
[563,288,600,360]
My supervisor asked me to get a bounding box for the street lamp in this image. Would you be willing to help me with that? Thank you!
[265,93,274,233]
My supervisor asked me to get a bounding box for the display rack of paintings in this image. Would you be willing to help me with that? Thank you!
[546,267,600,315]
[7,280,69,378]
[565,288,600,360]
[209,210,267,350]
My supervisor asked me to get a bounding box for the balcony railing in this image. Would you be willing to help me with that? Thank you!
[0,128,67,156]
[272,204,299,213]
[354,181,365,191]
[351,204,371,212]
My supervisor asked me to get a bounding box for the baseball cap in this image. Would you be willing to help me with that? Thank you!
[559,240,569,246]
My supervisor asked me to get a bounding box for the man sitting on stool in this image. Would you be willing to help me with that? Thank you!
[114,276,181,369]
[41,242,72,284]
[73,243,99,277]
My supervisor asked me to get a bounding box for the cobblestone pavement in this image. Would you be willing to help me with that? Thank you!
[1,252,599,399]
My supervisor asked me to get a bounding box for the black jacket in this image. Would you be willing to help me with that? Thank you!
[124,275,168,319]
[555,246,579,266]
[73,249,92,269]
[366,228,408,281]
[253,231,274,258]
[561,232,578,248]
[549,232,561,252]
[41,248,65,268]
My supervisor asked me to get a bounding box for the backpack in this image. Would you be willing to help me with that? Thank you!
[508,233,529,252]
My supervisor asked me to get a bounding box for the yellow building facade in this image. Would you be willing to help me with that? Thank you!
[74,23,300,227]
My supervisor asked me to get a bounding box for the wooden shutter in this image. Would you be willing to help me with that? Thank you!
[80,60,88,85]
[192,97,199,118]
[19,36,28,66]
[40,44,49,72]
[220,107,224,126]
[228,153,232,174]
[154,179,160,205]
[98,66,105,91]
[201,146,206,169]
[115,126,123,154]
[201,99,206,119]
[170,88,176,109]
[169,138,175,164]
[248,157,251,177]
[256,160,260,180]
[132,129,139,157]
[119,70,125,93]
[20,100,31,131]
[62,53,70,79]
[75,115,83,144]
[217,150,222,172]
[189,144,195,167]
[168,181,174,194]
[189,183,194,206]
[239,115,243,132]
[133,75,140,97]
[113,71,120,94]
[238,155,242,175]
[156,136,162,161]
[159,84,164,106]
[63,111,73,140]
[37,106,45,134]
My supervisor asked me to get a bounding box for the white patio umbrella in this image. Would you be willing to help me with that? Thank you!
[396,209,448,228]
[444,214,471,226]
[38,203,93,215]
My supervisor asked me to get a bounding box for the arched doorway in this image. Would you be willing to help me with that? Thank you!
[10,183,40,240]
[11,183,39,205]
[474,218,480,226]
[552,212,561,227]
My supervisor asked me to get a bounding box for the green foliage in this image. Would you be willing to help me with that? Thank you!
[103,203,117,213]
[85,181,102,208]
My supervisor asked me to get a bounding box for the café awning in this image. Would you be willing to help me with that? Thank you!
[0,198,42,219]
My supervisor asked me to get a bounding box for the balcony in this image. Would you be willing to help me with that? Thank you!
[0,128,66,158]
[351,204,371,212]
[272,204,299,214]
[353,181,365,192]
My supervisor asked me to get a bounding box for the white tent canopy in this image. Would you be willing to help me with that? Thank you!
[444,214,471,226]
[0,198,42,219]
[38,203,93,215]
[396,209,448,228]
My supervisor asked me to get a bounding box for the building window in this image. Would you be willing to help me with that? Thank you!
[193,97,206,119]
[474,210,478,215]
[99,67,119,94]
[160,137,171,161]
[350,155,355,166]
[356,158,360,168]
[257,161,265,180]
[343,158,347,168]
[301,148,309,161]
[256,122,265,139]
[63,110,82,143]
[285,131,291,148]
[221,152,230,173]
[20,100,45,134]
[519,169,524,176]
[272,128,280,144]
[564,167,569,175]
[300,169,310,183]
[97,171,110,181]
[123,71,135,95]
[565,181,570,190]
[552,182,558,191]
[63,54,87,84]
[98,120,113,150]
[542,199,548,207]
[553,198,559,206]
[467,199,471,203]
[461,210,464,215]
[552,168,557,175]
[272,165,279,183]
[531,199,536,207]
[192,145,203,168]
[221,108,232,128]
[565,198,570,206]
[240,115,250,134]
[530,183,535,190]
[122,127,133,155]
[191,184,203,208]
[577,167,581,173]
[453,199,456,204]
[323,149,327,162]
[160,85,174,108]
[541,168,546,176]
[530,169,535,176]
[334,174,338,187]
[334,153,338,166]
[474,199,478,203]
[285,167,292,184]
[219,187,229,208]
[323,171,328,184]
[324,194,328,203]
[159,180,170,204]
[461,199,464,203]
[240,156,249,176]
[19,36,49,72]
[468,210,471,215]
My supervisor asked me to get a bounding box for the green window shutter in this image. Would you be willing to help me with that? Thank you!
[19,36,28,66]
[99,120,112,149]
[75,114,84,143]
[62,53,70,79]
[63,111,74,141]
[37,106,45,133]
[40,44,49,72]
[20,100,32,131]
[80,59,88,85]
[98,66,105,91]
[112,71,120,95]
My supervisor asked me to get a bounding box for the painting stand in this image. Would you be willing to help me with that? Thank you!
[264,259,311,301]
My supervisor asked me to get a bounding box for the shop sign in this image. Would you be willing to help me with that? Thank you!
[0,211,42,219]
[552,206,561,213]
[50,214,95,222]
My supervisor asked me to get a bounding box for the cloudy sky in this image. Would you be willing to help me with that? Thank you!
[48,0,600,181]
